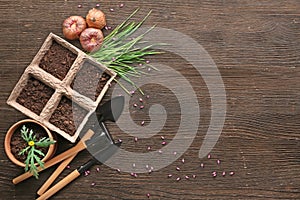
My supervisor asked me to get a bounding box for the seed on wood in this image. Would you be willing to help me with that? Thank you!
[207,154,211,159]
[212,171,217,177]
[229,171,235,176]
[176,177,181,181]
[146,193,150,198]
[217,159,221,165]
[140,105,145,109]
[110,8,114,12]
[141,121,145,126]
[96,167,100,172]
[185,175,190,180]
[77,4,82,8]
[192,174,197,178]
[200,163,204,168]
[133,103,138,107]
[147,146,151,151]
[96,3,100,7]
[139,98,143,102]
[132,163,136,168]
[134,137,138,142]
[158,150,163,154]
[181,158,185,163]
[119,3,124,8]
[91,182,96,186]
[161,136,165,140]
[176,167,180,171]
[116,169,121,173]
[168,174,173,178]
[162,141,167,145]
[66,165,70,169]
[222,171,226,177]
[173,151,177,155]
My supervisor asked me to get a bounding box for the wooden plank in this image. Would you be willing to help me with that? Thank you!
[0,0,299,199]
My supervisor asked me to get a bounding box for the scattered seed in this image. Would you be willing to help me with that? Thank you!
[148,169,153,174]
[91,182,96,186]
[110,8,114,12]
[118,139,123,143]
[140,105,145,109]
[176,177,181,181]
[168,174,173,178]
[146,193,150,198]
[229,171,235,176]
[162,141,167,145]
[176,167,180,171]
[96,167,100,172]
[141,121,145,126]
[146,60,150,64]
[112,57,116,61]
[147,146,151,151]
[158,149,163,154]
[200,163,204,168]
[148,68,151,72]
[139,63,143,67]
[66,165,70,169]
[212,171,217,177]
[105,26,109,30]
[116,168,121,173]
[181,158,185,163]
[173,151,177,155]
[146,95,150,99]
[119,3,124,8]
[130,90,135,95]
[107,26,112,30]
[222,171,226,177]
[96,3,100,7]
[146,164,149,169]
[133,103,138,107]
[139,98,143,102]
[150,166,154,171]
[134,137,138,142]
[185,175,190,180]
[161,136,165,140]
[132,163,136,168]
[192,174,197,178]
[207,154,211,159]
[217,159,221,165]
[77,4,82,8]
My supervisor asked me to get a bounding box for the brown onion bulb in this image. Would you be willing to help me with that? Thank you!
[79,28,104,52]
[86,8,106,29]
[62,16,87,40]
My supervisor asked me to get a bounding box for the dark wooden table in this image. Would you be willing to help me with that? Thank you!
[1,0,300,199]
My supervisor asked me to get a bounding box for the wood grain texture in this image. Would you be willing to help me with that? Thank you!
[0,0,300,199]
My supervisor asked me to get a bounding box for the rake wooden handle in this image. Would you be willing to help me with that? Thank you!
[36,170,80,200]
[37,154,76,195]
[37,130,93,195]
[12,129,95,185]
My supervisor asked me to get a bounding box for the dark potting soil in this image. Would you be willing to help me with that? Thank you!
[49,96,88,136]
[16,77,55,115]
[70,62,111,101]
[39,40,77,80]
[10,122,49,163]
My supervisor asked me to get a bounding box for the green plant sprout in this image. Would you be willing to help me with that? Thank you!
[89,8,163,95]
[18,125,56,179]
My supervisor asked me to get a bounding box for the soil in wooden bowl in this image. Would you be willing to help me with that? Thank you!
[49,96,88,136]
[70,61,111,101]
[39,40,77,80]
[10,122,50,163]
[16,77,55,115]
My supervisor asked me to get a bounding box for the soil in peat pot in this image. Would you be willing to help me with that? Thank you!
[49,96,88,136]
[71,61,111,101]
[16,77,55,115]
[39,40,77,80]
[10,122,49,163]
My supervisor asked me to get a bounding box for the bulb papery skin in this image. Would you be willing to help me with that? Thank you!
[79,28,104,52]
[62,16,87,40]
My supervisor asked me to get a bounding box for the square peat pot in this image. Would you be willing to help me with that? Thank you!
[7,33,116,143]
